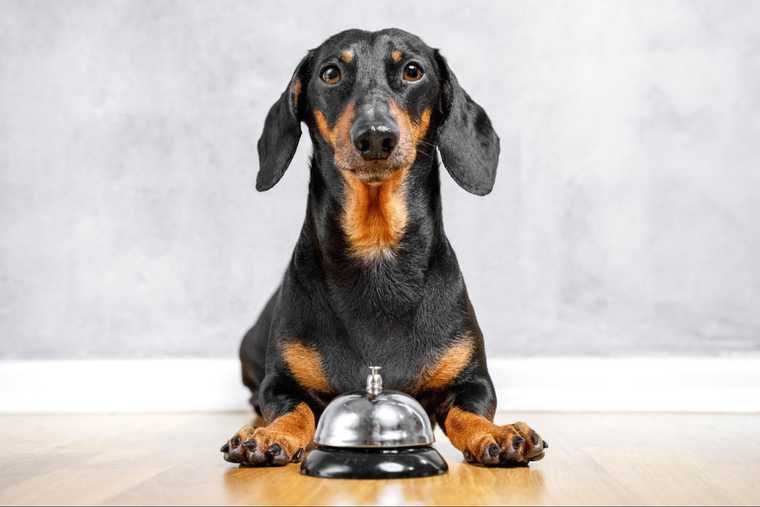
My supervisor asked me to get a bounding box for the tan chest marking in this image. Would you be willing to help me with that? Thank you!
[414,334,475,392]
[341,169,409,261]
[280,342,331,393]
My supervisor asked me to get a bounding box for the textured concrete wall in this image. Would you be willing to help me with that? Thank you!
[1,0,759,358]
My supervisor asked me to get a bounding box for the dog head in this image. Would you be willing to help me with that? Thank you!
[256,28,500,195]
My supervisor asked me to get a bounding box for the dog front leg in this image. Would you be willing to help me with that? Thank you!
[440,379,548,467]
[221,373,315,466]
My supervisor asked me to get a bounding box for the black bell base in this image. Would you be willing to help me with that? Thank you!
[300,446,448,479]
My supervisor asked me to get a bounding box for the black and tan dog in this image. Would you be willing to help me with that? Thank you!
[221,28,547,468]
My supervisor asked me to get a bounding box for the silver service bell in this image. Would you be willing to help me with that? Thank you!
[300,366,448,479]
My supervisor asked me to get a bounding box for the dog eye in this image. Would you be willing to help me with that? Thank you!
[320,65,341,85]
[402,62,424,82]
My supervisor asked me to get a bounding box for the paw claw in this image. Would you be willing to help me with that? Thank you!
[530,451,545,462]
[267,443,290,466]
[292,448,305,462]
[223,446,244,464]
[480,443,501,466]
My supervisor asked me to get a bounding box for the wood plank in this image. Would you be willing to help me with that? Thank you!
[0,413,758,506]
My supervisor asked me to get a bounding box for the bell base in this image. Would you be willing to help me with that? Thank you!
[300,446,448,479]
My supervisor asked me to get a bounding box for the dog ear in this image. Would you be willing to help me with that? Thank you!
[434,51,500,196]
[256,53,311,191]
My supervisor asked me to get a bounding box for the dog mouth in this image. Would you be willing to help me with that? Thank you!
[346,162,399,183]
[343,146,416,183]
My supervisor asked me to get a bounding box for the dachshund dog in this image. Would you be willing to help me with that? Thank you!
[221,28,547,467]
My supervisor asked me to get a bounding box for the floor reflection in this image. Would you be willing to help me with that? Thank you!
[222,458,547,506]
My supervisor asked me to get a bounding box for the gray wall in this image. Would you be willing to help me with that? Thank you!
[1,0,759,358]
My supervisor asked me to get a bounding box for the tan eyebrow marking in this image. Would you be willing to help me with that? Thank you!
[391,50,403,63]
[339,50,354,63]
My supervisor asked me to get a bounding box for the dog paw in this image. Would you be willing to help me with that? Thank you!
[220,424,306,467]
[462,421,548,467]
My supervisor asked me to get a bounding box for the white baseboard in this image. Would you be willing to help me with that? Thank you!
[0,357,758,413]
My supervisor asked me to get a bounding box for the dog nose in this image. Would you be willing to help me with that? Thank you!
[352,125,398,160]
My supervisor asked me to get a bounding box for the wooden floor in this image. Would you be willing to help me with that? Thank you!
[0,412,758,506]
